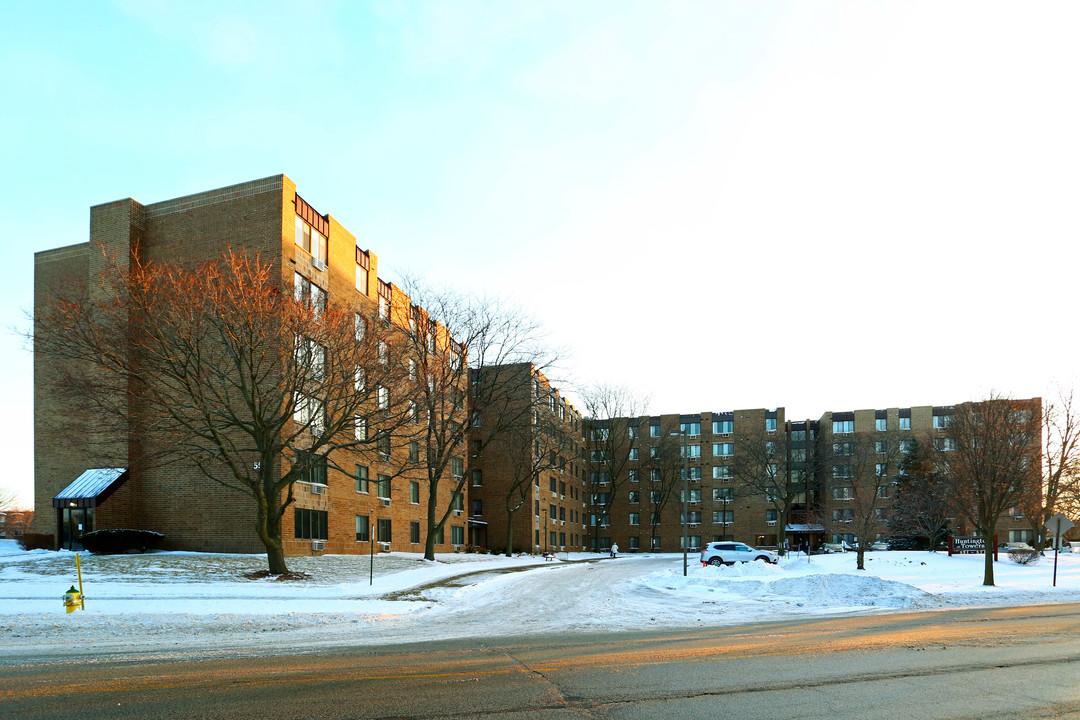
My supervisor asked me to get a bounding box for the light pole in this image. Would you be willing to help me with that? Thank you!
[671,430,689,577]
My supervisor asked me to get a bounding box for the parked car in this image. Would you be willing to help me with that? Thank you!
[869,541,890,551]
[700,542,778,566]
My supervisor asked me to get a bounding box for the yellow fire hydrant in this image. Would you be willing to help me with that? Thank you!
[63,586,82,613]
[63,552,86,613]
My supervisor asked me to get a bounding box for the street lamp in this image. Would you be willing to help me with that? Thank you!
[671,430,689,577]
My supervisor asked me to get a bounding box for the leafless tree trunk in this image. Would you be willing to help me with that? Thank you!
[939,393,1042,586]
[1021,388,1080,551]
[33,247,411,574]
[582,384,648,552]
[397,278,560,561]
[732,427,817,556]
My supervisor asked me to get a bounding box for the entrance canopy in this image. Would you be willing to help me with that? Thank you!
[786,523,825,533]
[52,468,128,509]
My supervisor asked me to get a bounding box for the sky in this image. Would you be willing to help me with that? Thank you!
[4,1,1080,508]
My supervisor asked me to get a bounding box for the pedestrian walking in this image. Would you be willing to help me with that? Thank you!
[610,542,619,558]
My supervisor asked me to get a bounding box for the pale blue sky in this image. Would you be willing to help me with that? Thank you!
[5,1,1080,506]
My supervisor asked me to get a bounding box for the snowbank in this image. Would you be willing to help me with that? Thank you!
[4,540,1080,661]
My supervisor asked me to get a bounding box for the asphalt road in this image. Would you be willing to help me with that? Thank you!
[5,603,1080,719]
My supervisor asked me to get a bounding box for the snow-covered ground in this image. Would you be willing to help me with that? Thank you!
[4,539,1080,662]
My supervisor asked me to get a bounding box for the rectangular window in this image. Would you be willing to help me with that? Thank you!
[649,469,661,482]
[354,314,366,342]
[628,491,640,503]
[766,509,778,522]
[471,469,483,486]
[765,418,777,432]
[294,508,328,540]
[832,420,854,434]
[355,465,369,493]
[377,433,391,460]
[650,490,662,503]
[790,430,806,442]
[410,481,419,504]
[628,425,638,439]
[354,416,367,441]
[295,216,327,264]
[355,514,369,542]
[713,443,734,458]
[628,469,639,483]
[377,474,391,500]
[681,467,702,481]
[832,486,853,500]
[875,508,888,521]
[682,445,701,459]
[899,440,914,454]
[680,422,701,436]
[650,424,660,438]
[713,420,734,434]
[900,417,912,431]
[832,442,853,456]
[876,485,888,499]
[681,511,702,524]
[453,493,465,512]
[875,463,888,477]
[680,489,702,503]
[651,536,662,550]
[713,488,733,501]
[293,273,326,318]
[629,513,640,526]
[875,440,887,454]
[451,526,465,545]
[377,385,390,410]
[450,457,464,477]
[377,518,392,543]
[876,418,887,431]
[933,415,951,429]
[833,465,853,479]
[550,477,558,493]
[410,521,420,544]
[629,448,639,461]
[713,510,734,524]
[713,466,733,480]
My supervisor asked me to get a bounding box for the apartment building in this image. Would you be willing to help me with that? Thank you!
[34,175,467,555]
[468,363,587,554]
[588,400,1042,553]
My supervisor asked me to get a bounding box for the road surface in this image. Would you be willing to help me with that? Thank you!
[4,603,1080,719]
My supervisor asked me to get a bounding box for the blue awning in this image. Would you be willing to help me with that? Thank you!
[52,468,128,509]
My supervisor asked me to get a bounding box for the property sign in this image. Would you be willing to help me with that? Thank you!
[950,536,985,553]
[1045,512,1075,541]
[948,535,998,560]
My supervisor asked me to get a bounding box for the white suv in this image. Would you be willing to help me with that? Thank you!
[700,542,778,566]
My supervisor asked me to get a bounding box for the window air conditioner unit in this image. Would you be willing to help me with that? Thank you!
[380,499,390,507]
[452,545,462,552]
[311,540,325,551]
[379,542,391,552]
[311,484,325,495]
[689,523,699,528]
[690,501,699,506]
[721,433,732,437]
[767,521,777,526]
[453,510,463,516]
[311,257,327,271]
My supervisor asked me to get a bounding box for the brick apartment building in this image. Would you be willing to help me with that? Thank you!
[586,401,1041,553]
[467,363,587,554]
[33,175,1043,559]
[34,175,467,555]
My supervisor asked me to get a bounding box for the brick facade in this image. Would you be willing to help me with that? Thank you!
[34,175,465,556]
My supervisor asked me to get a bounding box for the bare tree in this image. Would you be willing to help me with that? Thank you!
[1020,389,1080,551]
[888,435,954,550]
[823,431,904,570]
[939,394,1042,586]
[33,247,411,574]
[396,279,559,561]
[482,368,577,556]
[732,427,817,556]
[643,432,684,550]
[0,487,22,512]
[582,384,648,552]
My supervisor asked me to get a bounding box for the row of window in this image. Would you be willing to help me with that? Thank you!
[832,415,950,434]
[293,509,467,546]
